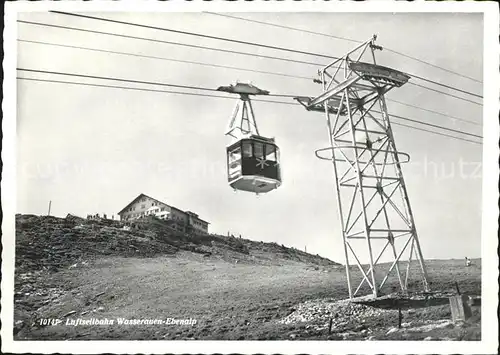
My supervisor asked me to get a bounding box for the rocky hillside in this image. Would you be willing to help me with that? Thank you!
[15,214,339,275]
[13,214,482,342]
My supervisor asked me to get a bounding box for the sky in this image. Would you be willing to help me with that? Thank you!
[16,11,484,263]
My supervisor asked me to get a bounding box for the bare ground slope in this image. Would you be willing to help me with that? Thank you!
[13,214,481,340]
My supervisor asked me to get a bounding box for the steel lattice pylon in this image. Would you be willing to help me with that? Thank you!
[296,35,430,299]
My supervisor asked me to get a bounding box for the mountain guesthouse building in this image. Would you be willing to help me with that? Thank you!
[117,193,209,234]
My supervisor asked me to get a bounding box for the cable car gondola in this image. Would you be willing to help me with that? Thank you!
[227,135,281,193]
[218,82,282,194]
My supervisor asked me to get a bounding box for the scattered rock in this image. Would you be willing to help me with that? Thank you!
[386,327,398,335]
[340,332,350,340]
[14,320,25,335]
[407,320,453,332]
[279,298,390,327]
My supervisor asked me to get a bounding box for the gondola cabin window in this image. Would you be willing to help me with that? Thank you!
[228,146,242,180]
[229,146,241,163]
[265,144,276,162]
[254,142,264,159]
[242,141,253,157]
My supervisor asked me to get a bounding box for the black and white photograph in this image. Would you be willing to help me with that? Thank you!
[1,1,498,354]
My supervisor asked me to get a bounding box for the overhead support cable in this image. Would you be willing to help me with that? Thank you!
[17,76,482,145]
[17,20,326,67]
[17,77,230,99]
[373,111,483,139]
[17,67,221,93]
[205,12,483,85]
[406,82,482,106]
[19,37,482,126]
[20,19,483,102]
[389,121,481,145]
[16,68,483,141]
[384,48,482,84]
[204,12,363,44]
[50,11,339,60]
[408,73,482,99]
[18,39,313,81]
[388,98,481,126]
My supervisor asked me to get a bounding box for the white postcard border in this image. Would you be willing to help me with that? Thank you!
[2,1,498,354]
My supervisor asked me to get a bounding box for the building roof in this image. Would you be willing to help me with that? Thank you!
[117,193,210,224]
[117,193,165,215]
